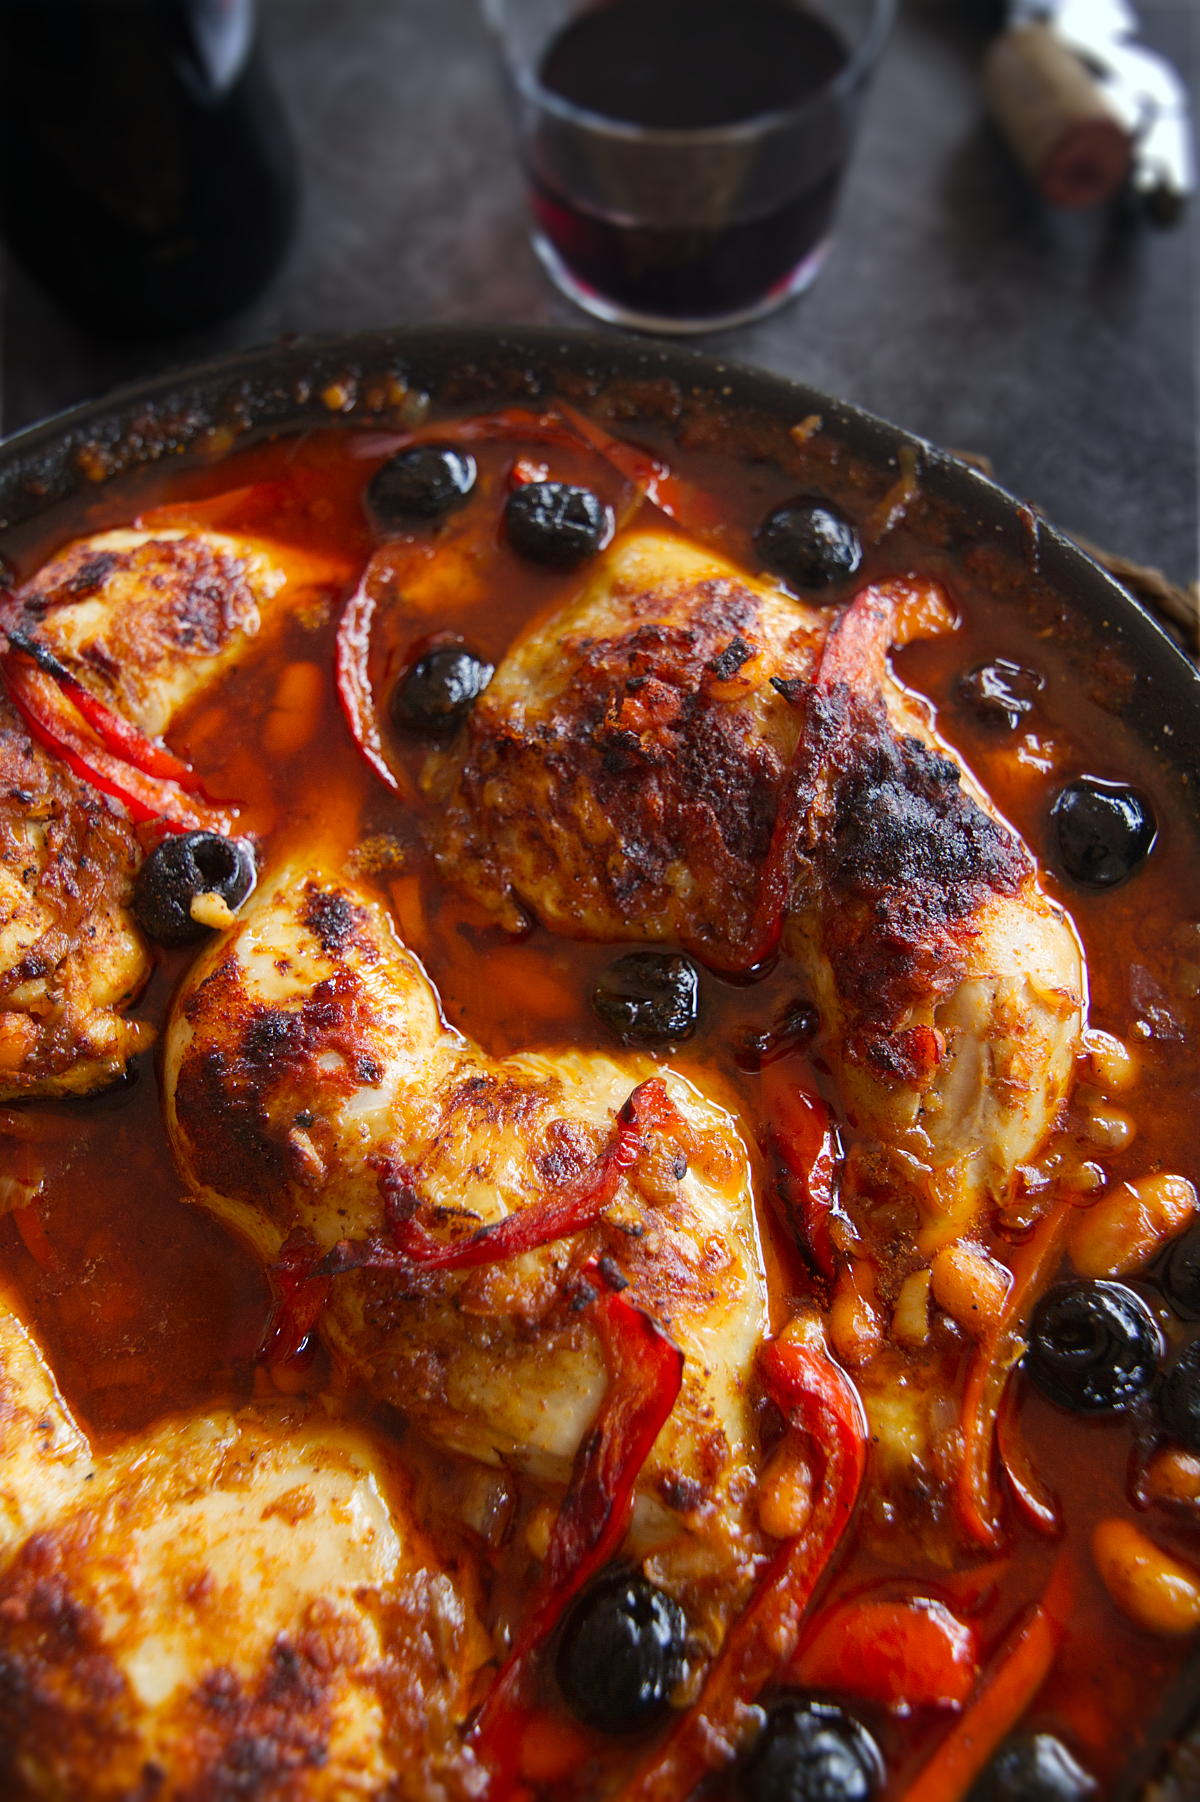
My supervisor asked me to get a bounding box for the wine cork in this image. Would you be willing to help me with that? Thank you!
[983,22,1133,209]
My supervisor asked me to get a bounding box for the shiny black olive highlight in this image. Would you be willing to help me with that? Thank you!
[134,831,256,948]
[1051,778,1157,888]
[505,481,612,567]
[556,1567,687,1737]
[591,952,699,1046]
[391,644,494,737]
[965,1732,1098,1801]
[756,498,862,591]
[737,1697,883,1802]
[957,659,1045,731]
[1026,1280,1162,1414]
[366,445,476,529]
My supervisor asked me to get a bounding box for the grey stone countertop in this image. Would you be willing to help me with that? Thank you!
[1,0,1196,585]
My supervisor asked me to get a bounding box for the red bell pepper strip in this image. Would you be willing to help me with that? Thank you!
[320,1079,681,1277]
[360,403,651,487]
[957,1206,1071,1549]
[900,1599,1063,1802]
[259,1229,332,1366]
[793,1596,978,1712]
[625,1318,867,1802]
[361,402,684,520]
[0,656,222,832]
[470,1258,684,1799]
[4,628,203,790]
[760,1062,838,1279]
[705,578,946,977]
[333,573,400,792]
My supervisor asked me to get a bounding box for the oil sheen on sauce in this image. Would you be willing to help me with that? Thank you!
[2,418,1199,1799]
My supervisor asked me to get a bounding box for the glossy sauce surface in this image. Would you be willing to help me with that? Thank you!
[2,417,1199,1798]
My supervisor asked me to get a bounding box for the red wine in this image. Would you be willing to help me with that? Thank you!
[539,0,847,129]
[0,0,296,339]
[531,0,852,322]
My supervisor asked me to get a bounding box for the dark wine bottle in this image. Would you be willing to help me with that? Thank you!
[0,0,297,337]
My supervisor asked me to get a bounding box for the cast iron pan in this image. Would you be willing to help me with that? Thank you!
[1,324,1198,1797]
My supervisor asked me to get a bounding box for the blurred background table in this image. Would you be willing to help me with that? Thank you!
[1,0,1195,584]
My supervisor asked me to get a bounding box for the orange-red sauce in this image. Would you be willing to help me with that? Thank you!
[2,417,1199,1799]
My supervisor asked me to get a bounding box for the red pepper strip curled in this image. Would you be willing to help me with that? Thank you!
[320,1078,681,1277]
[334,573,400,792]
[259,1229,332,1366]
[900,1598,1063,1802]
[957,1206,1072,1550]
[4,627,204,790]
[0,657,222,832]
[470,1259,684,1799]
[365,404,654,489]
[761,1062,838,1280]
[705,577,943,977]
[365,402,681,526]
[625,1318,867,1802]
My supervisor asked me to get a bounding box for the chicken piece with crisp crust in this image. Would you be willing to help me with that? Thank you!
[162,857,769,1563]
[424,530,1084,1248]
[0,1283,488,1801]
[0,526,345,1101]
[424,529,831,952]
[0,689,150,1097]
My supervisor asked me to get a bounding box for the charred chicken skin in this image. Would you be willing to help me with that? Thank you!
[0,528,343,1101]
[0,416,1147,1801]
[163,855,769,1529]
[426,528,1084,1249]
[0,1283,486,1801]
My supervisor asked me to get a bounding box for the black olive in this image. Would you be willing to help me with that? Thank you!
[591,953,699,1046]
[957,659,1045,731]
[966,1732,1097,1801]
[366,445,476,528]
[1162,1227,1200,1321]
[756,499,862,591]
[390,644,493,737]
[556,1568,687,1736]
[1160,1339,1200,1451]
[1051,779,1157,888]
[505,481,612,567]
[737,1698,883,1802]
[1026,1280,1162,1414]
[134,831,256,948]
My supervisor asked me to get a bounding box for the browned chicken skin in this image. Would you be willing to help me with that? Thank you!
[427,531,1083,1229]
[0,528,343,1102]
[0,689,149,1097]
[426,530,1085,1509]
[163,856,775,1625]
[0,1282,487,1801]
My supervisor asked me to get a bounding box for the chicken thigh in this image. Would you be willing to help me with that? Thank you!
[0,1284,485,1801]
[425,530,1084,1247]
[162,855,768,1534]
[0,527,343,1100]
